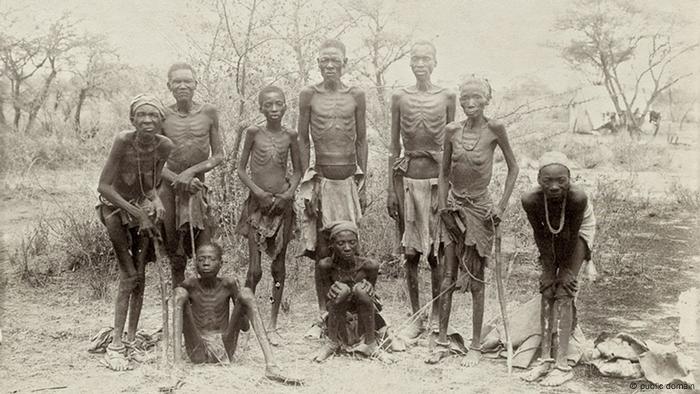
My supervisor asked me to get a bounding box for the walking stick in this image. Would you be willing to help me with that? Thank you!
[153,237,170,366]
[494,223,513,373]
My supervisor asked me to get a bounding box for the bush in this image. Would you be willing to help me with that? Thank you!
[10,204,117,298]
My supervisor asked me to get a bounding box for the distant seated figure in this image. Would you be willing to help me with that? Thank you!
[312,221,389,362]
[173,243,302,385]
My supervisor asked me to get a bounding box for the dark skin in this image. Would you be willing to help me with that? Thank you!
[97,104,174,365]
[520,165,587,386]
[160,67,225,287]
[430,82,519,367]
[298,45,368,314]
[173,245,302,385]
[387,43,456,333]
[236,90,302,341]
[312,231,380,362]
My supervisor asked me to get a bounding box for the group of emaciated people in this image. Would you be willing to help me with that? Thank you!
[97,39,596,387]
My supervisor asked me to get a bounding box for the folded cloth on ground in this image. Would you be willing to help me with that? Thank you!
[585,332,696,385]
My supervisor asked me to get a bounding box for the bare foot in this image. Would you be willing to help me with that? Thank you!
[520,361,553,382]
[400,318,425,340]
[425,344,451,364]
[539,367,573,386]
[102,344,132,371]
[312,343,338,363]
[265,365,304,386]
[461,349,481,367]
[351,341,378,357]
[267,330,283,347]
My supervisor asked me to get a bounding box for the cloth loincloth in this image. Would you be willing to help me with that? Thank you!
[399,177,439,258]
[96,195,157,262]
[174,188,212,258]
[392,150,442,176]
[235,193,296,260]
[299,168,363,256]
[96,195,156,229]
[196,331,230,364]
[175,189,210,232]
[436,190,494,291]
[391,150,441,256]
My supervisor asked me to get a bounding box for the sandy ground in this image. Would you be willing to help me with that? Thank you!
[1,132,698,393]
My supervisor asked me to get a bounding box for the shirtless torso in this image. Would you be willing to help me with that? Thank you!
[393,86,454,178]
[300,83,366,179]
[245,125,296,193]
[445,119,500,198]
[162,103,219,177]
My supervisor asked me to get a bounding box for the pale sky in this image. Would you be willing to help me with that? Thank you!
[8,0,700,93]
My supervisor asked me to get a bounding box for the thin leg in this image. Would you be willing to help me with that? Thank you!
[126,234,149,342]
[102,210,138,349]
[554,238,586,369]
[313,229,331,312]
[270,247,286,331]
[180,297,208,363]
[226,288,272,366]
[159,183,186,288]
[428,250,441,327]
[326,283,351,345]
[353,285,376,345]
[405,253,421,313]
[463,247,485,367]
[245,234,263,291]
[438,243,458,344]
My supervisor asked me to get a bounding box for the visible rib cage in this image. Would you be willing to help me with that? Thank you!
[400,89,447,150]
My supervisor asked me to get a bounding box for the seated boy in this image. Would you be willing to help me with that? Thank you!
[173,243,302,385]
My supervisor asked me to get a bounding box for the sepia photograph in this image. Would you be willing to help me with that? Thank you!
[0,0,698,392]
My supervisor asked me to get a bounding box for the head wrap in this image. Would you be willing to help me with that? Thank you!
[324,221,359,240]
[538,151,572,171]
[129,94,166,123]
[459,76,492,101]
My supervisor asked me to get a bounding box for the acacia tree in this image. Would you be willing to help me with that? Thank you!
[69,39,126,135]
[0,13,93,133]
[554,0,698,134]
[346,0,414,148]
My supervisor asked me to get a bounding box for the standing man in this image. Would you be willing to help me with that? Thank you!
[298,39,368,337]
[520,152,595,387]
[387,41,455,339]
[160,62,225,287]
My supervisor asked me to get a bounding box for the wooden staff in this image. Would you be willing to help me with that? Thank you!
[153,237,170,366]
[493,224,513,373]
